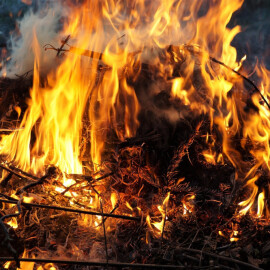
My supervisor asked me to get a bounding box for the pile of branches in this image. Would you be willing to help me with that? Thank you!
[0,43,270,269]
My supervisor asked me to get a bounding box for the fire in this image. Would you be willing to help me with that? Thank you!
[182,194,195,216]
[37,264,57,270]
[0,0,243,171]
[147,192,170,238]
[3,261,11,269]
[257,191,265,218]
[110,193,118,209]
[0,0,269,256]
[6,217,18,229]
[17,250,35,270]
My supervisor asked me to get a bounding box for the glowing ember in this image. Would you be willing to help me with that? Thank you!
[6,217,18,229]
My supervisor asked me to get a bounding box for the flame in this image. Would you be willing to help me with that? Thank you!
[23,196,34,203]
[218,231,225,238]
[182,194,195,216]
[111,193,118,209]
[0,0,269,220]
[21,0,32,5]
[126,202,134,212]
[257,191,265,218]
[239,175,259,215]
[6,217,18,229]
[17,250,35,270]
[147,192,170,238]
[3,261,11,269]
[230,223,240,242]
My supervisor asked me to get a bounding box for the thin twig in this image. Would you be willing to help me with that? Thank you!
[0,199,140,221]
[160,204,167,249]
[16,166,58,195]
[184,44,270,111]
[167,120,203,185]
[8,165,39,180]
[100,199,109,266]
[0,164,36,182]
[209,56,270,110]
[15,69,33,79]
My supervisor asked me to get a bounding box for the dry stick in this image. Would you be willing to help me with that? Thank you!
[0,193,17,201]
[57,35,71,57]
[0,257,185,269]
[177,247,263,270]
[16,166,58,195]
[160,203,167,249]
[0,172,13,187]
[184,44,270,111]
[44,39,141,63]
[16,173,47,195]
[100,199,109,266]
[99,203,119,224]
[0,199,140,221]
[15,69,33,79]
[8,164,39,181]
[0,164,35,182]
[167,120,203,185]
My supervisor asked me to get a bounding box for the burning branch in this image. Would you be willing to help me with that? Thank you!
[185,45,270,111]
[0,198,140,221]
[16,166,58,195]
[0,163,38,182]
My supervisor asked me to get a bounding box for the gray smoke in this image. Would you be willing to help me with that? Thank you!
[2,0,66,77]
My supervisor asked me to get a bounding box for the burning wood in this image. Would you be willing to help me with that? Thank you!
[0,0,270,269]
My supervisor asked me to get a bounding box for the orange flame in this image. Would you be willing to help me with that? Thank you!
[6,217,18,229]
[147,192,170,238]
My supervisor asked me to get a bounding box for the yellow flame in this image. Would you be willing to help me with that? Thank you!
[7,217,18,229]
[111,193,118,209]
[147,192,170,238]
[23,196,34,203]
[126,202,133,212]
[4,261,11,269]
[17,250,35,270]
[239,175,259,216]
[257,191,265,218]
[182,194,195,215]
[218,231,225,237]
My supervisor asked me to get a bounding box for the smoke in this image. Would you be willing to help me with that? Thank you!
[4,0,67,78]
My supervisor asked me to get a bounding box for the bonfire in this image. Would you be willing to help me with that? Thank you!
[0,0,270,269]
